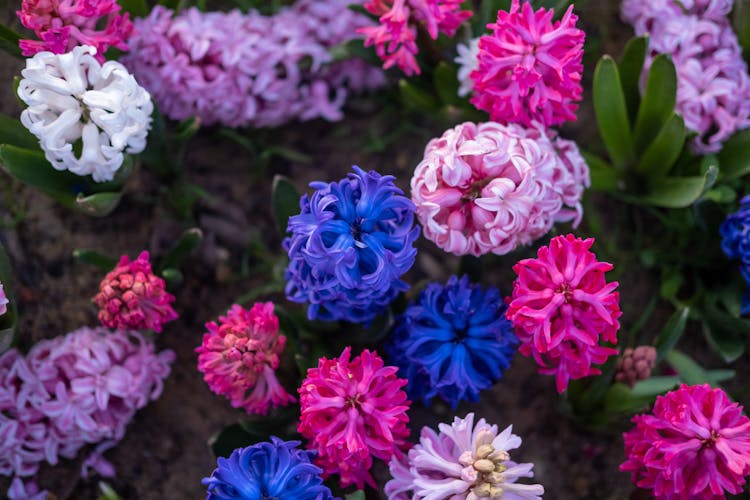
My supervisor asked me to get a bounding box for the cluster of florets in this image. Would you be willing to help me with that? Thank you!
[720,195,750,313]
[411,121,589,256]
[17,45,153,183]
[621,384,750,499]
[359,0,472,76]
[468,0,584,127]
[196,302,296,415]
[507,234,621,393]
[284,166,419,323]
[386,413,544,499]
[0,327,174,480]
[94,251,177,332]
[298,347,411,488]
[615,346,656,387]
[17,0,133,61]
[622,0,750,152]
[386,275,517,408]
[123,1,384,128]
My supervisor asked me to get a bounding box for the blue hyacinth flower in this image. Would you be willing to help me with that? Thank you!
[202,437,334,500]
[720,195,750,313]
[283,166,419,323]
[385,275,518,408]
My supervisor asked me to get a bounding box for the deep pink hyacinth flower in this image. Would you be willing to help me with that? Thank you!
[470,0,584,127]
[0,282,8,316]
[359,0,472,75]
[506,234,621,393]
[298,347,411,489]
[411,121,589,256]
[621,384,750,499]
[17,0,133,62]
[94,251,178,333]
[195,302,295,415]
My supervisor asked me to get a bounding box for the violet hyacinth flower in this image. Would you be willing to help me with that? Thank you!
[621,384,750,499]
[0,281,8,316]
[470,0,585,127]
[506,234,621,393]
[720,195,750,313]
[284,166,419,323]
[386,275,517,408]
[386,413,544,499]
[196,302,296,415]
[298,347,411,489]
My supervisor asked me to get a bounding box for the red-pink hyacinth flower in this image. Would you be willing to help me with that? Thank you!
[359,0,472,75]
[621,384,750,499]
[298,347,411,489]
[470,0,584,127]
[94,251,178,333]
[17,0,133,62]
[195,302,295,415]
[411,121,589,256]
[506,234,621,393]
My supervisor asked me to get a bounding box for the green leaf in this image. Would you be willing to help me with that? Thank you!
[75,191,122,217]
[272,175,301,237]
[618,36,648,123]
[399,79,438,112]
[0,145,78,208]
[733,0,750,61]
[582,151,620,192]
[0,114,40,150]
[158,227,203,271]
[118,0,148,16]
[659,269,684,299]
[639,165,718,208]
[701,301,750,363]
[433,62,460,105]
[630,376,681,398]
[604,383,653,413]
[718,129,750,180]
[174,116,201,142]
[666,350,713,386]
[209,423,255,458]
[654,306,689,361]
[706,369,735,384]
[345,492,366,500]
[593,56,634,169]
[262,146,312,164]
[97,482,123,500]
[0,24,22,59]
[161,268,183,288]
[637,114,686,177]
[73,249,117,270]
[633,54,677,155]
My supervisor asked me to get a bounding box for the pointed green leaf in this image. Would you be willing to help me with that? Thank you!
[0,115,40,150]
[637,114,686,177]
[718,129,750,180]
[593,56,634,168]
[73,249,117,270]
[160,268,184,288]
[0,24,22,59]
[666,350,714,386]
[174,116,201,142]
[118,0,148,17]
[604,383,653,414]
[654,306,689,361]
[158,227,203,271]
[702,301,750,363]
[209,423,255,458]
[345,492,366,500]
[618,36,648,123]
[0,145,79,208]
[706,369,735,384]
[633,54,677,154]
[433,62,460,105]
[399,79,438,111]
[733,0,750,60]
[630,376,681,398]
[582,151,620,192]
[75,191,122,217]
[639,165,717,208]
[272,175,301,237]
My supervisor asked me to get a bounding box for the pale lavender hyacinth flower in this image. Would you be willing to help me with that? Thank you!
[386,413,544,499]
[7,477,47,500]
[0,282,8,316]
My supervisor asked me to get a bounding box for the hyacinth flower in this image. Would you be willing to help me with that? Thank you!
[0,327,174,478]
[621,384,750,499]
[411,121,589,256]
[17,0,133,61]
[17,46,153,183]
[470,0,584,127]
[455,37,480,98]
[196,302,296,415]
[202,437,335,500]
[7,478,47,500]
[506,234,621,393]
[720,195,750,313]
[359,0,472,75]
[621,0,750,153]
[284,166,419,323]
[0,281,8,316]
[386,275,517,408]
[298,347,411,488]
[386,412,544,499]
[123,2,385,128]
[94,251,177,333]
[614,346,657,388]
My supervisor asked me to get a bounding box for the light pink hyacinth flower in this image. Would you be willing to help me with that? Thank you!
[506,234,621,393]
[359,0,472,75]
[195,302,295,415]
[298,347,411,489]
[470,0,584,127]
[621,384,750,499]
[94,251,178,333]
[0,282,8,316]
[386,412,544,499]
[411,121,589,256]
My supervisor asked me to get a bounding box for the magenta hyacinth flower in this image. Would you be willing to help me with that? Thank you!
[411,121,589,256]
[386,413,544,499]
[196,302,296,415]
[470,0,584,127]
[94,251,178,333]
[359,0,472,75]
[621,384,750,499]
[506,234,621,393]
[0,282,8,317]
[17,0,133,62]
[298,347,411,489]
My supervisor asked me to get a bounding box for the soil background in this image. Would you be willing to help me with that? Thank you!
[0,0,749,499]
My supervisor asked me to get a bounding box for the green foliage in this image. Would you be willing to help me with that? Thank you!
[272,175,302,237]
[0,24,22,59]
[209,406,301,458]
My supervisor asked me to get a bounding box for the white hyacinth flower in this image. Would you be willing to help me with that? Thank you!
[455,38,480,98]
[18,46,153,183]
